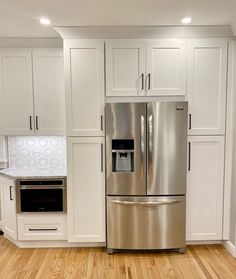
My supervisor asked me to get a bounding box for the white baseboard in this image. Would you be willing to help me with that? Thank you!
[186,240,222,245]
[223,240,236,258]
[4,235,106,249]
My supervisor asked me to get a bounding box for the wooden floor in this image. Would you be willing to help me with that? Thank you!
[0,237,236,279]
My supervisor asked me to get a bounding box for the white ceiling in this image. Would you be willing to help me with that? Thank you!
[1,0,236,38]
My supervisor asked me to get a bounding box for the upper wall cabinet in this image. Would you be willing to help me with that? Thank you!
[105,39,187,97]
[146,40,187,96]
[0,49,34,135]
[0,48,65,136]
[187,39,228,135]
[64,40,105,136]
[32,49,65,135]
[106,40,146,96]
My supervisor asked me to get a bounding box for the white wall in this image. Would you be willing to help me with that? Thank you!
[229,40,236,245]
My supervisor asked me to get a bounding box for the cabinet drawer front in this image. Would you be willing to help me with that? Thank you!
[18,215,66,241]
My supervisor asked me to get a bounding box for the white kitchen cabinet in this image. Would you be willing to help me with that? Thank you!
[105,39,187,97]
[17,214,67,241]
[67,137,105,243]
[32,49,65,135]
[0,48,65,136]
[146,40,187,96]
[106,40,146,96]
[187,39,227,135]
[64,40,105,136]
[0,49,34,135]
[186,136,225,241]
[0,177,17,240]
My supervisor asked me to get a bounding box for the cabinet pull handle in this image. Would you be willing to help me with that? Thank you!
[148,73,151,90]
[28,228,58,231]
[101,115,103,131]
[188,142,191,171]
[9,186,13,201]
[101,143,104,172]
[189,114,192,130]
[36,116,39,130]
[141,73,144,90]
[29,116,32,130]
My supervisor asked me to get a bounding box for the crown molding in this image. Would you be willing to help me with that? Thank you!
[54,25,233,39]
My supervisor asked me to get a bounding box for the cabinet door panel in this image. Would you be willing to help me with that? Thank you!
[146,40,187,96]
[67,137,105,242]
[1,180,17,240]
[0,49,34,135]
[65,40,104,136]
[186,136,224,241]
[188,40,227,135]
[33,49,65,135]
[106,40,145,96]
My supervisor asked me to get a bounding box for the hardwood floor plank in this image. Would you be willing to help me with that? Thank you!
[0,237,235,279]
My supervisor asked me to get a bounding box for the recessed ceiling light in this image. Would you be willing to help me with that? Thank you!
[40,18,51,25]
[181,17,192,24]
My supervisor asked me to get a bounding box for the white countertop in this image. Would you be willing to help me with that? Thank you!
[0,168,67,179]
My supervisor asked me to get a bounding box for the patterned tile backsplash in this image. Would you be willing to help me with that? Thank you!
[8,136,66,169]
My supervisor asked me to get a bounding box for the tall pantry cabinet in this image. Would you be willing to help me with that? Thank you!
[186,39,228,241]
[64,40,105,243]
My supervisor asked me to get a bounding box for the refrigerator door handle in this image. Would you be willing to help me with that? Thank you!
[148,114,153,179]
[110,200,183,206]
[140,115,145,180]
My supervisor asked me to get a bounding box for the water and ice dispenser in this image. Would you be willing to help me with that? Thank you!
[112,139,134,172]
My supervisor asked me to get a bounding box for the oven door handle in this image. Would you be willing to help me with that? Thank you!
[19,186,66,190]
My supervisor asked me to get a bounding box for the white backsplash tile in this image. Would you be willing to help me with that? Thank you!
[8,136,66,169]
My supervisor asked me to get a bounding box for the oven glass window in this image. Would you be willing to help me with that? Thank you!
[20,188,63,212]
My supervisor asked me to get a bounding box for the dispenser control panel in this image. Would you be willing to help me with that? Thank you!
[112,139,134,172]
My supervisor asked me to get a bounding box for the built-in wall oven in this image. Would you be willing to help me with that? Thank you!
[16,179,67,213]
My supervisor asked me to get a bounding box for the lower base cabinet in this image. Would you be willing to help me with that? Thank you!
[67,137,105,243]
[17,214,67,241]
[0,177,17,240]
[186,136,225,241]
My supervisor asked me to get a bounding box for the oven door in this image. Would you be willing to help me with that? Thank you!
[17,186,66,213]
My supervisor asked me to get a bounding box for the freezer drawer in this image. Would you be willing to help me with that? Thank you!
[107,196,185,250]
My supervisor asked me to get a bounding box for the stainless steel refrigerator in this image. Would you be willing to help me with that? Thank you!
[106,102,188,253]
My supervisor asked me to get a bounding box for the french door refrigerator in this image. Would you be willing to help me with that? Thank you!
[106,102,188,253]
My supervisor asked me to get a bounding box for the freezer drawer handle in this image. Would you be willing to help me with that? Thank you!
[110,200,183,206]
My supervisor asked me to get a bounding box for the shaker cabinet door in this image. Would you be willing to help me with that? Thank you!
[0,49,34,135]
[146,40,187,96]
[106,40,146,97]
[1,179,17,240]
[32,49,65,135]
[187,39,227,135]
[67,137,105,243]
[186,136,224,241]
[64,40,105,136]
